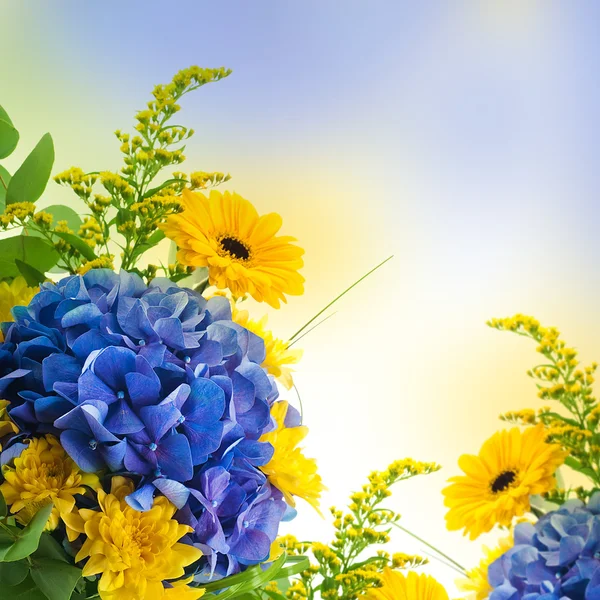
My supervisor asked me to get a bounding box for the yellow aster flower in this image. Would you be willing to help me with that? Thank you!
[160,189,304,308]
[232,305,302,389]
[364,568,449,600]
[0,276,38,341]
[0,399,19,451]
[0,434,99,530]
[63,476,203,600]
[443,424,567,540]
[457,533,513,600]
[259,401,324,512]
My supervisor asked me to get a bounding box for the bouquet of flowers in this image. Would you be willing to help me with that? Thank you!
[0,66,323,600]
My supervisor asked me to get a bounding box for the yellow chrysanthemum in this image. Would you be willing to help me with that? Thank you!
[443,424,567,539]
[63,476,203,600]
[160,189,304,308]
[364,568,449,600]
[232,305,302,389]
[0,434,99,530]
[0,399,18,451]
[259,401,324,512]
[457,533,514,600]
[0,276,38,341]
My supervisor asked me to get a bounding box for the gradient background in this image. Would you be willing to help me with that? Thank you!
[2,1,600,594]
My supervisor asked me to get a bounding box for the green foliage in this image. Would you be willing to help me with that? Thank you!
[0,104,19,159]
[255,460,440,600]
[1,503,53,562]
[489,314,600,493]
[0,164,11,211]
[0,497,80,600]
[6,133,55,205]
[0,235,59,279]
[30,558,81,600]
[202,553,310,600]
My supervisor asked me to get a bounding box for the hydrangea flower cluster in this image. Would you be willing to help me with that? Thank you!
[0,269,292,577]
[488,493,600,599]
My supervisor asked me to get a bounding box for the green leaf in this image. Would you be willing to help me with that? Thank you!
[3,575,48,599]
[6,133,55,205]
[42,204,82,233]
[0,119,19,160]
[129,229,165,263]
[564,456,597,480]
[3,503,53,562]
[0,105,19,160]
[0,559,29,586]
[0,490,7,518]
[0,164,11,212]
[53,231,97,261]
[0,236,59,279]
[30,558,81,600]
[33,534,69,563]
[15,260,47,286]
[201,552,296,596]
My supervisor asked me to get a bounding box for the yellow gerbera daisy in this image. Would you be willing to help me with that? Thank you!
[259,401,324,512]
[0,434,99,530]
[233,305,303,389]
[160,189,305,308]
[457,533,514,599]
[63,476,204,600]
[0,276,38,341]
[443,424,567,539]
[364,568,449,600]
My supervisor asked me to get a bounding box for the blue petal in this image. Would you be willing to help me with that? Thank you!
[92,346,137,389]
[61,303,103,328]
[139,402,182,442]
[126,483,156,512]
[100,439,127,471]
[153,478,190,508]
[186,378,226,422]
[61,430,106,472]
[156,434,193,482]
[105,399,145,434]
[42,354,81,393]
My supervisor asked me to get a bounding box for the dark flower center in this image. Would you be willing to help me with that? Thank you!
[491,470,517,493]
[220,236,250,260]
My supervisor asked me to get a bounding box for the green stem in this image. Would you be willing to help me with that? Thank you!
[0,171,7,190]
[391,522,467,574]
[287,255,393,343]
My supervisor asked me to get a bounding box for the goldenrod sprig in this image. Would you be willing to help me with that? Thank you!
[49,66,232,280]
[257,459,440,600]
[489,314,600,489]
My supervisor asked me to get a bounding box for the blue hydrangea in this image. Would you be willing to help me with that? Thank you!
[488,493,600,600]
[0,269,289,575]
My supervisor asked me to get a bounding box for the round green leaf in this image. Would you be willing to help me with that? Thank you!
[0,164,11,212]
[3,503,53,562]
[53,231,97,261]
[33,534,69,563]
[30,558,81,600]
[0,560,29,586]
[0,118,19,160]
[6,133,55,205]
[0,236,59,279]
[41,204,82,233]
[2,575,48,599]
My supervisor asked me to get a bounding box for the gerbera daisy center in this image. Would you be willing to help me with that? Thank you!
[490,469,517,493]
[219,236,250,260]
